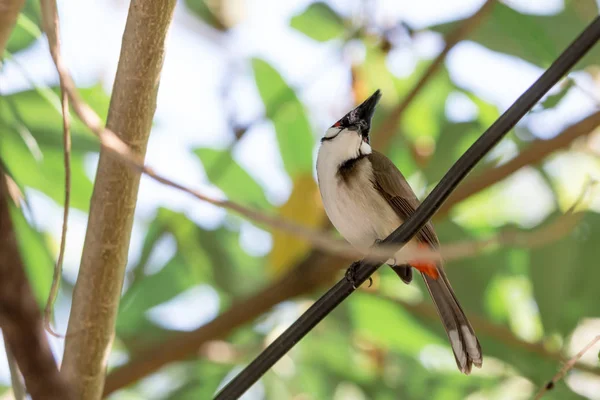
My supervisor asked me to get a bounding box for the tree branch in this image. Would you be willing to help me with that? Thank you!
[0,172,72,399]
[371,0,497,150]
[103,251,332,396]
[4,336,25,400]
[40,0,72,334]
[103,208,584,395]
[0,0,24,56]
[534,335,600,399]
[214,17,600,398]
[106,17,600,397]
[438,111,600,216]
[46,0,176,398]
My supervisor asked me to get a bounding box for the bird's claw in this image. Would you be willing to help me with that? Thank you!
[345,261,372,289]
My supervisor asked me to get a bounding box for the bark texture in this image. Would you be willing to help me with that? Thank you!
[0,0,25,56]
[60,1,176,398]
[0,172,72,400]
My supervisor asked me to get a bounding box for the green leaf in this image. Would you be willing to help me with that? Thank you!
[6,0,41,54]
[350,293,443,355]
[9,203,53,307]
[397,63,454,143]
[431,1,600,69]
[290,2,345,42]
[194,147,271,210]
[0,124,94,210]
[184,0,227,30]
[2,86,103,153]
[530,212,600,335]
[537,79,575,111]
[0,85,109,210]
[118,256,202,338]
[251,58,315,178]
[117,208,262,339]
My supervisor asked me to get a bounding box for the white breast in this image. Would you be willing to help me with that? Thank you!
[316,142,403,255]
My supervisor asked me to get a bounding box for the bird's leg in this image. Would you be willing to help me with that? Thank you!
[344,261,372,289]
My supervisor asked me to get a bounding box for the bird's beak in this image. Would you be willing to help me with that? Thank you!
[352,89,381,144]
[354,89,382,124]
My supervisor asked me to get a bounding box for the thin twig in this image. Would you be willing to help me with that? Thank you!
[534,335,600,399]
[372,0,497,150]
[43,59,72,339]
[4,339,25,400]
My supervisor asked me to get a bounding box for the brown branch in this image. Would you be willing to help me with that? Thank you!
[3,337,25,400]
[371,0,497,150]
[534,335,600,399]
[103,208,583,394]
[0,172,72,399]
[43,53,72,337]
[103,103,599,396]
[438,111,600,216]
[103,251,336,396]
[0,0,25,56]
[40,0,177,398]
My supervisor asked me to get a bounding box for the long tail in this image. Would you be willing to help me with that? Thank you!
[422,267,482,374]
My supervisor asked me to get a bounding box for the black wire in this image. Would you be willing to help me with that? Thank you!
[215,16,600,400]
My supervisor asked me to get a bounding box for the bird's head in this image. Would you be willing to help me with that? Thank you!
[320,89,381,163]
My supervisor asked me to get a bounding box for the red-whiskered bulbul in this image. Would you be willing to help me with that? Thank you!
[316,89,482,374]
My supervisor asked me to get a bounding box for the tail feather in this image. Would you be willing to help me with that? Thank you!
[422,267,482,374]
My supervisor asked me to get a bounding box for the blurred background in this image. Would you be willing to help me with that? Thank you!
[2,0,600,398]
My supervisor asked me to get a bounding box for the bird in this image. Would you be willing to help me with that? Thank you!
[315,89,482,374]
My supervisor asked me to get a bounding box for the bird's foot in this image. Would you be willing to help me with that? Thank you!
[345,261,372,289]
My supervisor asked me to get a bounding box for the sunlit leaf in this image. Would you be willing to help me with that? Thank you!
[194,147,271,210]
[252,58,314,178]
[0,125,93,210]
[537,79,575,111]
[350,293,443,355]
[2,86,104,153]
[6,0,41,54]
[184,0,227,31]
[530,212,600,335]
[290,2,345,42]
[269,174,325,276]
[431,1,600,69]
[9,203,53,307]
[398,63,454,143]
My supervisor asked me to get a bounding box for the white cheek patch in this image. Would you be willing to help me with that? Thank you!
[324,127,341,139]
[360,140,372,155]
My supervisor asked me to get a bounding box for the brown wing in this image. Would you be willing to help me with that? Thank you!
[367,151,483,374]
[367,151,439,247]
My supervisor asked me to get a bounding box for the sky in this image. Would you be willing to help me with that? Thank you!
[1,0,600,398]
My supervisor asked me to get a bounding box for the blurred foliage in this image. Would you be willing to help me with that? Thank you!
[3,0,600,399]
[431,0,600,69]
[290,2,345,42]
[5,0,41,54]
